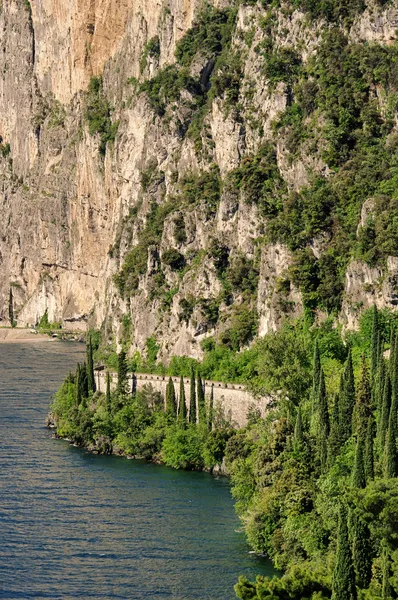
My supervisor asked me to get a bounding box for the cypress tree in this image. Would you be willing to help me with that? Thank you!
[352,437,366,489]
[382,545,392,600]
[197,372,206,424]
[364,415,375,482]
[166,377,177,419]
[328,394,341,465]
[178,376,187,427]
[294,406,304,449]
[376,358,386,417]
[75,363,82,405]
[332,505,357,600]
[339,351,356,444]
[189,368,196,424]
[86,336,96,394]
[379,372,391,450]
[371,305,380,384]
[355,357,372,436]
[78,363,88,404]
[351,510,372,590]
[317,369,330,472]
[208,384,214,431]
[117,350,128,396]
[9,287,15,328]
[384,410,398,478]
[106,371,111,414]
[311,339,321,432]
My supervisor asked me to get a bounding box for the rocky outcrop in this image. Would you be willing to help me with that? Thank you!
[0,0,396,359]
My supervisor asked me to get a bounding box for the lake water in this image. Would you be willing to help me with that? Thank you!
[0,342,273,600]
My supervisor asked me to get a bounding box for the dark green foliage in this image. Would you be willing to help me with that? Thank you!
[178,376,187,427]
[161,249,185,271]
[219,306,258,351]
[106,372,111,413]
[352,437,366,489]
[328,394,341,465]
[332,506,357,600]
[8,287,15,328]
[371,305,380,384]
[208,384,214,431]
[355,358,372,435]
[175,6,236,68]
[385,411,398,479]
[350,511,372,590]
[78,363,88,403]
[197,372,206,425]
[317,369,330,472]
[140,36,160,72]
[140,65,203,117]
[189,368,196,424]
[364,415,375,483]
[378,371,391,450]
[311,339,321,425]
[85,76,118,156]
[294,406,304,449]
[339,351,356,444]
[117,350,129,396]
[86,337,96,394]
[75,364,82,405]
[165,377,177,420]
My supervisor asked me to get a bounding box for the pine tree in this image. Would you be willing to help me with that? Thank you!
[332,505,357,600]
[371,305,380,385]
[355,357,372,436]
[294,406,304,449]
[339,351,356,444]
[379,372,391,450]
[117,350,128,396]
[8,287,15,328]
[197,372,206,424]
[166,377,177,419]
[352,437,366,489]
[86,336,96,394]
[317,369,330,472]
[189,368,196,424]
[364,415,375,482]
[208,384,214,431]
[178,376,187,427]
[106,371,111,414]
[350,510,372,590]
[328,394,341,465]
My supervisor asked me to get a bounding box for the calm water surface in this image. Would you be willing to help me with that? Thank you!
[0,342,273,600]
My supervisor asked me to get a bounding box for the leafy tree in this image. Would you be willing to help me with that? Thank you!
[332,505,357,600]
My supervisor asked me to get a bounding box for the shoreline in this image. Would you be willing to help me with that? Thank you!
[0,328,84,343]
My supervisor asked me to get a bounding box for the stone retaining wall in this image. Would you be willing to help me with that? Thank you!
[95,371,270,428]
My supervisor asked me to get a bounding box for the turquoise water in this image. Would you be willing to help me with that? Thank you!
[0,342,273,599]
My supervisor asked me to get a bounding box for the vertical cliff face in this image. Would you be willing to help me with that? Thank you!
[0,0,396,356]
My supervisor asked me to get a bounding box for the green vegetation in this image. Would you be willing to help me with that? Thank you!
[51,307,398,599]
[85,76,119,156]
[37,309,62,331]
[140,36,160,73]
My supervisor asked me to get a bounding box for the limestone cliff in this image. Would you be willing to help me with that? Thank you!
[0,0,397,359]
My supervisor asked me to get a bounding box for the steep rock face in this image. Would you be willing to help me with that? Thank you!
[0,0,397,359]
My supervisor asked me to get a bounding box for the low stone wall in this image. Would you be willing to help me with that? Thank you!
[95,371,270,428]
